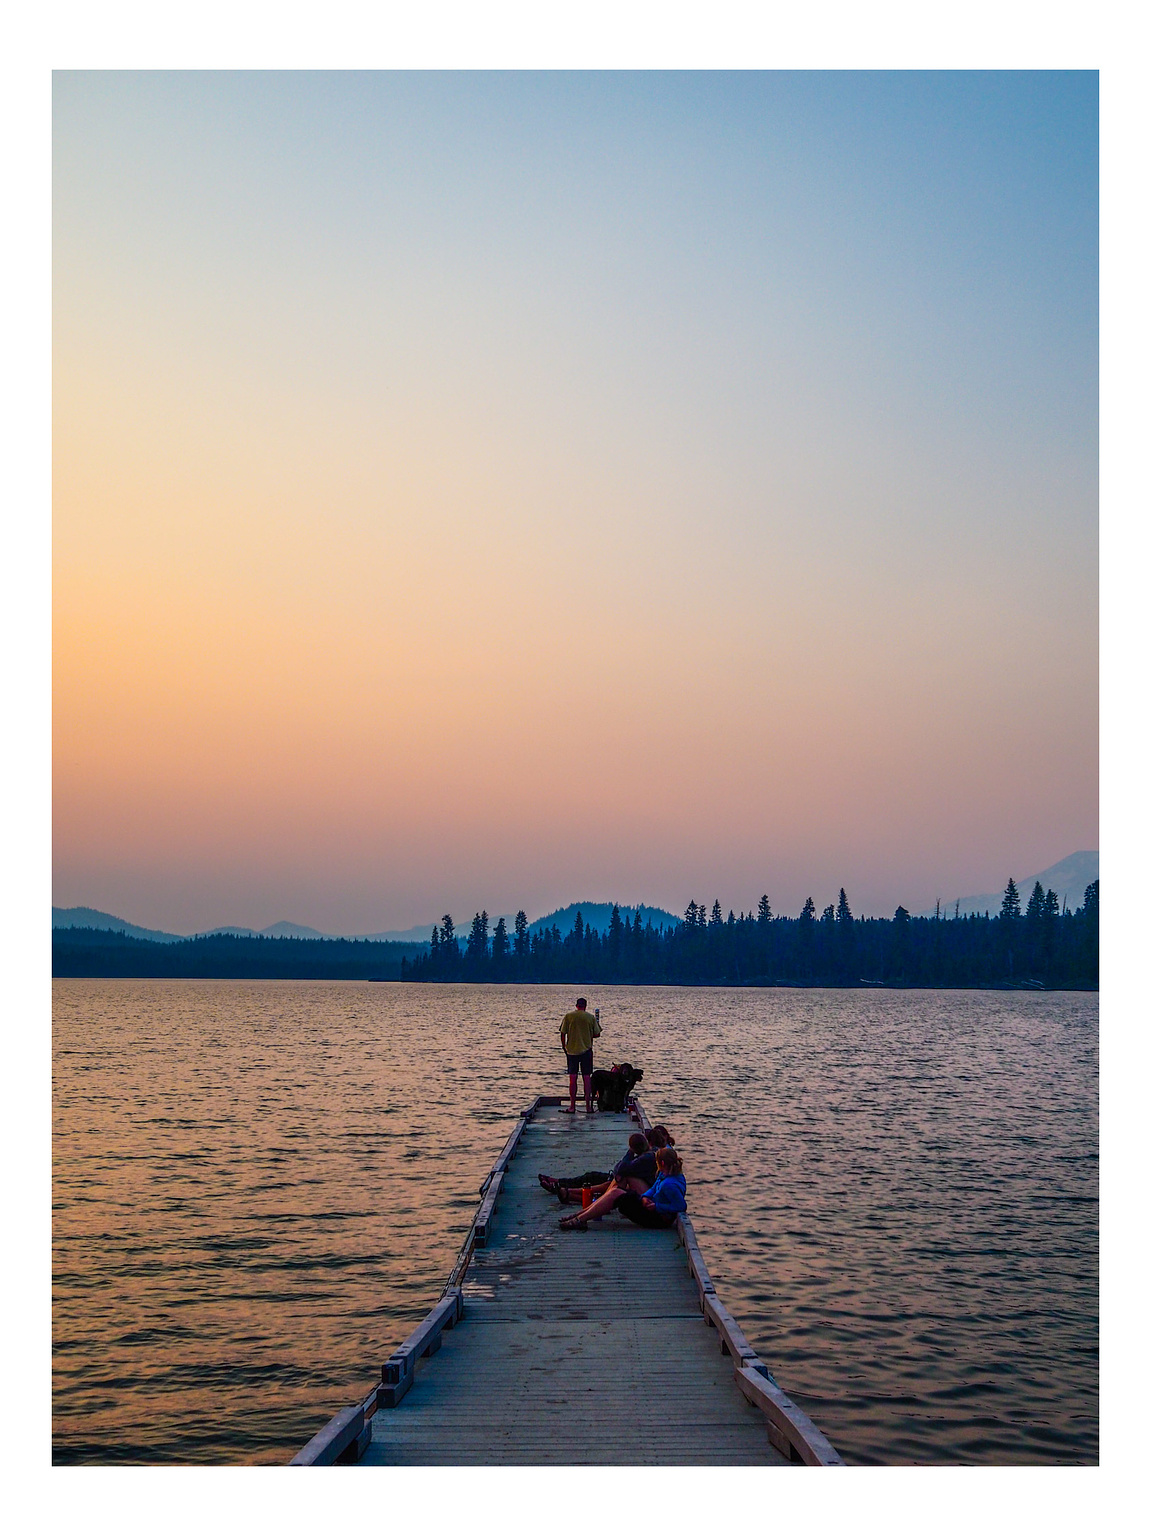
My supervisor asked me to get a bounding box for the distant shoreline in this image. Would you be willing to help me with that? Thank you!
[54,878,1099,993]
[52,927,426,982]
[52,928,1096,991]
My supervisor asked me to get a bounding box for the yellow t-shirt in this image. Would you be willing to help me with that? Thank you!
[560,1009,597,1056]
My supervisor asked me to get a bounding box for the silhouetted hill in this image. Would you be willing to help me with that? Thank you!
[528,902,680,938]
[52,906,185,944]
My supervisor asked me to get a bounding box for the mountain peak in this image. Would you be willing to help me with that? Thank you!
[925,850,1099,918]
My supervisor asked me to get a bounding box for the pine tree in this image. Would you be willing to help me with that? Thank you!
[710,900,723,929]
[1000,879,1021,921]
[890,906,911,984]
[491,916,509,961]
[1039,887,1061,977]
[629,906,646,963]
[1080,880,1099,982]
[440,914,457,960]
[834,888,856,980]
[757,894,772,925]
[514,910,528,958]
[467,911,489,960]
[608,904,623,968]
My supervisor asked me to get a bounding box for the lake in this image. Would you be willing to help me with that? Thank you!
[52,980,1098,1464]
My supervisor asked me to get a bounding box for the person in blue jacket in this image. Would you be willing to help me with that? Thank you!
[560,1144,686,1230]
[617,1145,687,1229]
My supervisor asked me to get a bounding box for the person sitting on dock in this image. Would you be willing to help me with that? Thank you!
[616,1145,687,1229]
[560,1144,687,1231]
[538,1132,656,1204]
[559,996,600,1114]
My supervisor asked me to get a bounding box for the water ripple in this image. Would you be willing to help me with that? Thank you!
[53,980,1096,1464]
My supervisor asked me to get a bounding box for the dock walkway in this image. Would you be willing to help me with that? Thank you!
[293,1097,843,1467]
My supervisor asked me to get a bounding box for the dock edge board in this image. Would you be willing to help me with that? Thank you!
[290,1092,844,1466]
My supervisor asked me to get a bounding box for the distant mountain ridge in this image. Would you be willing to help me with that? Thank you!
[59,866,1095,949]
[52,901,683,947]
[51,907,431,944]
[921,850,1099,918]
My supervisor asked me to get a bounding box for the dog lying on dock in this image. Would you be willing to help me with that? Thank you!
[589,1062,643,1113]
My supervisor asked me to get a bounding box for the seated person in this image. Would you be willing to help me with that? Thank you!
[615,1145,687,1229]
[539,1133,655,1204]
[560,1144,686,1231]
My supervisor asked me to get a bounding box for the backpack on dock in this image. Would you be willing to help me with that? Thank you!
[590,1062,643,1113]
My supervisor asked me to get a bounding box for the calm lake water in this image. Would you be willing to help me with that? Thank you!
[52,980,1097,1465]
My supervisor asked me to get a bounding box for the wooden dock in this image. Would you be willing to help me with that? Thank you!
[292,1096,843,1467]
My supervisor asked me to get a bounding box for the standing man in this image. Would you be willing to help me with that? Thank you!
[560,996,601,1114]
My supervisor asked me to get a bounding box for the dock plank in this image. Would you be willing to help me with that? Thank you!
[358,1104,791,1466]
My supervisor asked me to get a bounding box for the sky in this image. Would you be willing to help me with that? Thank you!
[52,70,1098,933]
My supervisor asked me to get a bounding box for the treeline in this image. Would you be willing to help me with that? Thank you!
[52,927,425,980]
[403,879,1099,989]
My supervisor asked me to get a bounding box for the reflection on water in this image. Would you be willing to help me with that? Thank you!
[52,980,1097,1464]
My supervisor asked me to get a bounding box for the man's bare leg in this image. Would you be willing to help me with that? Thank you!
[582,1069,593,1112]
[563,1071,578,1113]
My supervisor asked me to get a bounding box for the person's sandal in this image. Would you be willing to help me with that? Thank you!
[538,1174,559,1193]
[559,1214,588,1231]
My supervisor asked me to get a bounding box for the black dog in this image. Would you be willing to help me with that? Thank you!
[590,1062,643,1113]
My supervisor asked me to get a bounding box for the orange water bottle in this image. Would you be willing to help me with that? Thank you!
[582,1186,593,1210]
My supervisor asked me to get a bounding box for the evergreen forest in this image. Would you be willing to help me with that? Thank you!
[52,927,424,979]
[403,879,1099,989]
